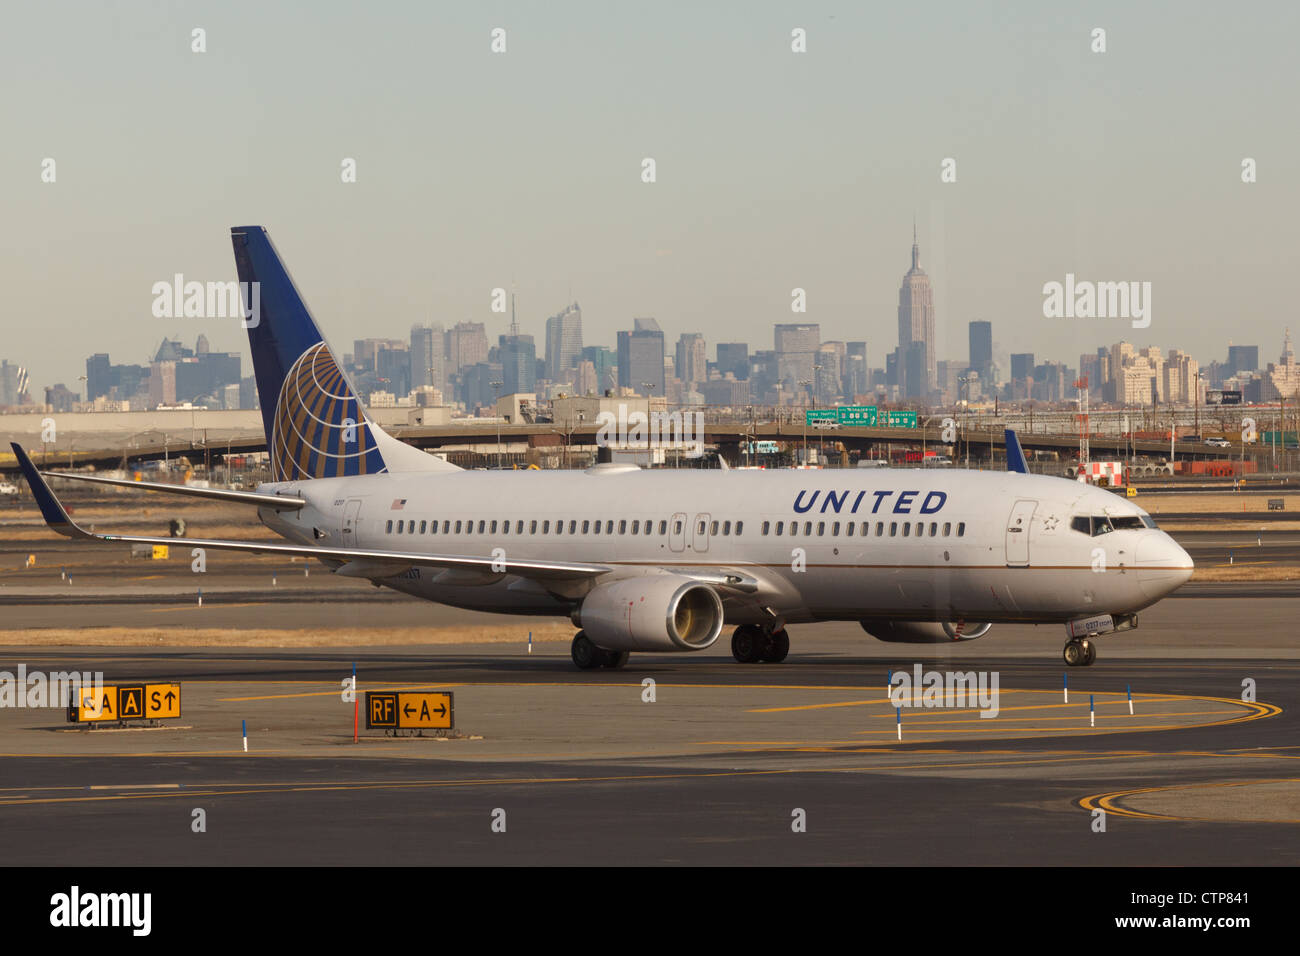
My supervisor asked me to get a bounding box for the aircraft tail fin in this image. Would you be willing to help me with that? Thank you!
[1005,429,1029,474]
[230,226,458,481]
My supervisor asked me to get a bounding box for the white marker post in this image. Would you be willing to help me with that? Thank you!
[896,706,902,741]
[528,631,532,654]
[1063,673,1068,704]
[197,588,202,607]
[272,571,277,587]
[1090,694,1095,728]
[1127,685,1134,716]
[242,719,248,752]
[886,669,892,701]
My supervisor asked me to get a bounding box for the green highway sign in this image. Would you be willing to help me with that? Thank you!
[837,406,877,426]
[804,409,839,426]
[879,410,918,428]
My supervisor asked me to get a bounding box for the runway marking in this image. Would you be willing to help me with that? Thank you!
[0,753,1249,809]
[218,683,465,702]
[147,602,267,613]
[1078,778,1300,824]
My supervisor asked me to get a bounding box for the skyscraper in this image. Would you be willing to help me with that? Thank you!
[897,225,936,396]
[968,321,992,378]
[774,323,820,387]
[716,343,749,380]
[675,333,707,386]
[544,303,584,382]
[617,318,666,396]
[410,324,445,394]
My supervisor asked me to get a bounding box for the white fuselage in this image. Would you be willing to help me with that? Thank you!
[257,465,1192,626]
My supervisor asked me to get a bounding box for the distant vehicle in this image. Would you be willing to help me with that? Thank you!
[809,419,840,430]
[1205,437,1231,448]
[1179,435,1202,442]
[856,459,889,468]
[923,455,953,466]
[0,481,18,496]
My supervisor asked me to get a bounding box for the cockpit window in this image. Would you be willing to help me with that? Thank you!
[1091,516,1113,535]
[1110,516,1145,531]
[1140,514,1158,529]
[1070,516,1091,535]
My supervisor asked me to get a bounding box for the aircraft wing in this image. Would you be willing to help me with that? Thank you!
[34,468,306,510]
[11,442,606,582]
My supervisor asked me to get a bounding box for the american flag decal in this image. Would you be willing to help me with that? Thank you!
[391,499,407,510]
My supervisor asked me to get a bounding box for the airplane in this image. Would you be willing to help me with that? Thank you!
[10,226,1194,670]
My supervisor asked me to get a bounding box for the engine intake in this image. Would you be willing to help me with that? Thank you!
[861,620,993,644]
[579,576,724,652]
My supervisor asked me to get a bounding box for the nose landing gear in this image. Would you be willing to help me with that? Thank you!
[1063,638,1097,667]
[731,624,790,663]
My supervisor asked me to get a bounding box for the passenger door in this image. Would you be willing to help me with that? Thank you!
[1005,499,1037,567]
[669,512,687,552]
[342,499,363,547]
[692,513,711,553]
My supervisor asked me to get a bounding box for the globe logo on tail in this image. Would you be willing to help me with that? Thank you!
[271,343,385,481]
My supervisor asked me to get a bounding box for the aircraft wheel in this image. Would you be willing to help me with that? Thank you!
[571,632,601,670]
[603,650,630,669]
[731,625,764,663]
[1063,640,1086,667]
[761,628,790,663]
[1081,640,1097,666]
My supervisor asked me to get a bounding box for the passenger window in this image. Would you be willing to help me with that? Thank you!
[674,520,683,534]
[723,520,731,535]
[902,522,910,537]
[491,520,499,534]
[454,520,462,533]
[890,522,897,537]
[443,520,450,534]
[775,521,784,535]
[943,522,951,536]
[517,521,524,534]
[817,521,825,536]
[430,520,438,535]
[735,521,743,535]
[660,520,668,534]
[582,520,590,534]
[845,522,854,537]
[957,522,966,536]
[477,520,485,534]
[386,520,393,533]
[915,522,924,537]
[569,520,577,534]
[644,522,652,535]
[697,520,706,535]
[529,520,537,534]
[789,522,798,537]
[710,520,718,535]
[593,521,601,535]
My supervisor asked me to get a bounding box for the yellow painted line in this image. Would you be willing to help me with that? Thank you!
[147,602,266,613]
[219,684,465,702]
[753,691,1139,714]
[851,710,1239,729]
[1079,778,1300,824]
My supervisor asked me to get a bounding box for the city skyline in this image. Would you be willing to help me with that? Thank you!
[4,2,1297,394]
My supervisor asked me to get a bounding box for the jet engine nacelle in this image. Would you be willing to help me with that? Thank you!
[579,575,725,652]
[860,620,993,643]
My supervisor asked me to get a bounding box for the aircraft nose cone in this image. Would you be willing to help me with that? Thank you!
[1136,533,1194,599]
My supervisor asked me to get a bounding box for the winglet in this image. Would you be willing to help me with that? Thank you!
[9,443,94,539]
[1004,429,1029,474]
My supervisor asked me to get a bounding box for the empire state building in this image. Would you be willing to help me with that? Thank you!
[897,225,936,397]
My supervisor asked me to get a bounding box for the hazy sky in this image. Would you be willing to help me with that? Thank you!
[3,0,1297,392]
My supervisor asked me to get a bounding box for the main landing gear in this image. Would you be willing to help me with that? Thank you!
[1063,638,1097,667]
[570,632,630,670]
[730,624,790,664]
